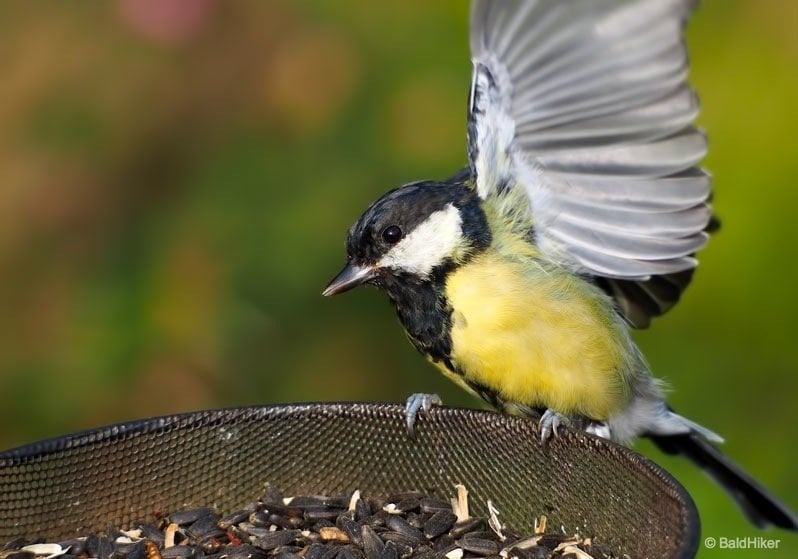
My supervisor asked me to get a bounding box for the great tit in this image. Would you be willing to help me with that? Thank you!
[323,0,797,530]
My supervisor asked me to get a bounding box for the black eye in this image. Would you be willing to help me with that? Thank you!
[381,225,403,245]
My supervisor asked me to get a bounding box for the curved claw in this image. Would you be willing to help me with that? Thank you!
[539,409,570,443]
[404,393,442,438]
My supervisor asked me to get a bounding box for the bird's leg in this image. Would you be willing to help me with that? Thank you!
[404,393,442,437]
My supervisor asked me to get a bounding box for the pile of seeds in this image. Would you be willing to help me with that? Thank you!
[1,486,617,559]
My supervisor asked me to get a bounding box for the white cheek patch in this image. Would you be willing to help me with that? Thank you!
[377,203,463,278]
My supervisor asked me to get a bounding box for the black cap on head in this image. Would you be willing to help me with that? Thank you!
[345,180,488,266]
[324,179,490,296]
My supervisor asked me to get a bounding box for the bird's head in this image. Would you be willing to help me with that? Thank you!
[323,180,490,297]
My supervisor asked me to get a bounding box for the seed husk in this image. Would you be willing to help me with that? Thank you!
[64,541,87,556]
[20,545,63,557]
[144,540,162,559]
[163,524,179,549]
[319,527,350,544]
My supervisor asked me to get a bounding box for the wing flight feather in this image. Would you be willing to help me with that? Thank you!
[468,0,711,326]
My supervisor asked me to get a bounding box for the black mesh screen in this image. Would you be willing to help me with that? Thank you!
[0,403,698,558]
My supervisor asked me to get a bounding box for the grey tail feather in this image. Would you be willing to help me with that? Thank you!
[650,432,798,531]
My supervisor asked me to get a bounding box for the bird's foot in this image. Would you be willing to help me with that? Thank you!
[539,409,594,442]
[539,409,570,442]
[405,393,442,438]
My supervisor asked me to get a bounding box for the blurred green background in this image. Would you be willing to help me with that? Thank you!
[0,1,795,556]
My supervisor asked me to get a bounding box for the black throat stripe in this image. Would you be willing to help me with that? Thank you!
[382,267,454,367]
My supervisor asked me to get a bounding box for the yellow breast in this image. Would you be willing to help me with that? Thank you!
[444,247,634,421]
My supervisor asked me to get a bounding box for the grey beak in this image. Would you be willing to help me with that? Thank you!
[322,263,375,296]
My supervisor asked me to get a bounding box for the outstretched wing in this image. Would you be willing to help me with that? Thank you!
[468,0,712,327]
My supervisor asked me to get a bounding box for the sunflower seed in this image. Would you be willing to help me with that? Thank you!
[423,511,456,539]
[448,518,482,539]
[336,515,362,546]
[360,525,384,559]
[378,542,398,559]
[385,516,423,546]
[3,488,616,559]
[170,509,215,527]
[419,498,451,514]
[256,530,302,551]
[456,538,499,556]
[187,512,223,540]
[335,545,364,559]
[160,545,196,559]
